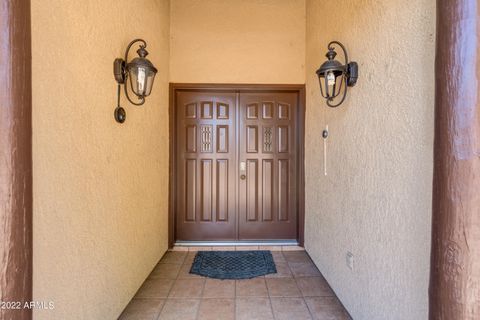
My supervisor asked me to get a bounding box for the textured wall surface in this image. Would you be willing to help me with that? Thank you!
[304,1,435,319]
[31,1,170,319]
[170,0,305,84]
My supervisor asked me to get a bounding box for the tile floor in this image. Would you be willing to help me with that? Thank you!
[119,248,351,320]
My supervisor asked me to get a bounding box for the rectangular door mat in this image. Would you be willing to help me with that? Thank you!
[190,250,277,279]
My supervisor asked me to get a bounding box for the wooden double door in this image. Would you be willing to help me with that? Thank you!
[172,85,303,242]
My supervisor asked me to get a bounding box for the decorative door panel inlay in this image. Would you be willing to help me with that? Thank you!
[216,160,229,221]
[185,159,196,222]
[278,103,290,120]
[278,126,289,153]
[263,127,273,153]
[246,103,259,119]
[262,102,274,119]
[186,102,197,119]
[186,125,197,153]
[217,125,229,153]
[246,126,258,153]
[217,103,229,119]
[262,160,273,221]
[201,125,213,153]
[201,160,213,221]
[278,159,289,221]
[246,159,258,221]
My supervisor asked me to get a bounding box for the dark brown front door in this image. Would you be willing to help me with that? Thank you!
[173,86,302,242]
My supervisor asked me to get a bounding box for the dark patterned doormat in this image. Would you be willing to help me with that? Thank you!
[190,250,277,279]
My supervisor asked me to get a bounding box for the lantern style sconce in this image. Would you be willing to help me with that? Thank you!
[113,39,158,123]
[316,41,358,107]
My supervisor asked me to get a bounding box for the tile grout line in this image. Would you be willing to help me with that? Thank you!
[155,252,188,320]
[194,276,208,320]
[303,295,316,320]
[264,274,277,320]
[292,274,316,319]
[234,279,237,320]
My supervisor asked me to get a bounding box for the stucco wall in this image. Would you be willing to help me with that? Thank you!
[31,1,170,319]
[304,1,435,319]
[170,0,305,84]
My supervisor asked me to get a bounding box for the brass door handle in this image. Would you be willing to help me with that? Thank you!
[240,174,246,180]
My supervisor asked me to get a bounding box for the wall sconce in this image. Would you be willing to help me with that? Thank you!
[316,41,358,107]
[113,39,158,123]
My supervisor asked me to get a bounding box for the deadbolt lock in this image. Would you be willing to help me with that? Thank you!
[240,174,246,180]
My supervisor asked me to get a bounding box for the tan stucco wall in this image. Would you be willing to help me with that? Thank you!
[304,1,435,319]
[169,0,305,84]
[31,1,170,319]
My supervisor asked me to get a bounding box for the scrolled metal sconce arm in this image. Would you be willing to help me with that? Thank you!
[114,39,147,106]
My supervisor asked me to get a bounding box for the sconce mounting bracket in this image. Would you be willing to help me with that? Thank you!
[113,58,126,84]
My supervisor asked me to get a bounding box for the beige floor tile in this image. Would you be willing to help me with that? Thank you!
[289,262,322,277]
[265,262,293,278]
[235,246,259,251]
[266,278,302,297]
[283,251,312,263]
[270,297,312,320]
[296,277,335,297]
[178,262,205,279]
[202,279,235,298]
[236,278,268,297]
[149,263,181,279]
[184,252,198,264]
[188,246,212,251]
[271,251,286,264]
[118,298,164,320]
[197,298,235,320]
[135,278,174,298]
[159,251,187,264]
[235,297,274,320]
[304,297,351,320]
[211,246,236,251]
[168,278,205,298]
[282,245,305,251]
[158,299,200,320]
[258,246,283,251]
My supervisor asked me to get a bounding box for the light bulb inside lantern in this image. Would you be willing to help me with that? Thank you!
[327,72,335,86]
[137,67,146,92]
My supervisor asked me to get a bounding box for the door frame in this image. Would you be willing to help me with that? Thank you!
[169,83,306,248]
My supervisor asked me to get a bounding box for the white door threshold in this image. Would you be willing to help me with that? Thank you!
[175,240,299,247]
[171,240,304,252]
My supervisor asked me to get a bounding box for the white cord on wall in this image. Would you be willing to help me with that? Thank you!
[323,124,329,176]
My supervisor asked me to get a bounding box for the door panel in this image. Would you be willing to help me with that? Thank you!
[238,93,298,240]
[175,91,237,240]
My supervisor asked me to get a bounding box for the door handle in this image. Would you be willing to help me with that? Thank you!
[240,161,246,180]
